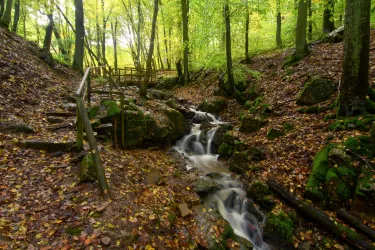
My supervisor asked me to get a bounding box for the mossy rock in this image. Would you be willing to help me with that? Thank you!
[244,82,263,101]
[246,181,275,211]
[263,212,294,249]
[296,76,336,106]
[305,144,337,201]
[198,96,227,115]
[234,141,247,151]
[101,99,121,117]
[353,166,375,216]
[240,115,267,133]
[267,128,284,140]
[80,154,97,182]
[297,105,327,114]
[248,146,265,161]
[329,115,375,132]
[229,151,249,174]
[222,132,238,145]
[218,143,234,159]
[161,106,190,141]
[344,135,375,158]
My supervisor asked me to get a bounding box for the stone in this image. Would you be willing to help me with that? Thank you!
[229,151,249,174]
[178,203,191,217]
[21,140,74,152]
[263,212,294,249]
[248,147,265,161]
[328,148,352,166]
[296,76,336,106]
[240,115,267,133]
[218,143,234,160]
[198,96,227,115]
[193,177,219,194]
[80,154,97,182]
[323,25,344,43]
[101,237,111,246]
[0,122,35,134]
[267,128,284,140]
[210,124,233,154]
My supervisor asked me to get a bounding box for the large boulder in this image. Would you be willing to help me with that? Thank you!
[80,154,97,182]
[198,96,227,115]
[240,115,267,133]
[88,99,189,148]
[296,76,336,106]
[229,151,249,174]
[263,212,294,249]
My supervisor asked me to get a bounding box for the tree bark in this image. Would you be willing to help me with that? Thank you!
[181,0,189,85]
[1,0,12,29]
[111,19,118,71]
[224,1,235,95]
[337,208,375,241]
[43,14,54,52]
[156,28,164,69]
[276,0,282,48]
[73,0,85,74]
[0,0,4,20]
[53,25,68,59]
[295,0,310,58]
[139,0,158,98]
[160,1,171,70]
[136,0,142,69]
[12,0,19,32]
[323,0,335,33]
[244,0,250,63]
[337,0,371,116]
[267,178,374,250]
[308,0,312,40]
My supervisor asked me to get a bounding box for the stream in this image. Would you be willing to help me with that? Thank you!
[174,109,269,250]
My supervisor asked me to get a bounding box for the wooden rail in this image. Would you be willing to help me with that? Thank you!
[112,67,156,86]
[75,66,111,199]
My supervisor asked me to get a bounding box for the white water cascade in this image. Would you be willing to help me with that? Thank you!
[174,110,269,249]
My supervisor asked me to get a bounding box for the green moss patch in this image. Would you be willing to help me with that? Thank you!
[264,212,294,247]
[329,115,375,132]
[344,135,375,158]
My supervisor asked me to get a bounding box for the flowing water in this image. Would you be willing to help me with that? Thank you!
[174,109,268,250]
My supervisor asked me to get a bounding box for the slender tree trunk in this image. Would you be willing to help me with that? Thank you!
[111,20,118,71]
[1,0,12,29]
[12,0,19,32]
[245,0,250,63]
[276,0,282,48]
[73,0,85,74]
[323,0,335,33]
[0,0,4,20]
[53,26,68,58]
[337,0,371,116]
[160,2,171,70]
[181,0,189,85]
[43,14,54,52]
[295,0,310,58]
[308,0,312,40]
[22,5,26,38]
[139,0,158,98]
[224,1,235,95]
[136,0,142,69]
[101,0,107,68]
[156,29,164,69]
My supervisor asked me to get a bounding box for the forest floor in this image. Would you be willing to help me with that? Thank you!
[1,25,375,249]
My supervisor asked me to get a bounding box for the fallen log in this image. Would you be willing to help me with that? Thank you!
[337,208,375,242]
[267,178,375,250]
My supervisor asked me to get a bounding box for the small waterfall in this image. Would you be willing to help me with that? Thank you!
[174,110,268,249]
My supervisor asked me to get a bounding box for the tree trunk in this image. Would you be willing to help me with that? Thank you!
[111,20,118,71]
[181,0,189,85]
[308,0,312,40]
[160,2,171,70]
[0,0,4,20]
[22,5,26,38]
[224,1,235,95]
[337,0,371,116]
[245,0,250,63]
[1,0,12,29]
[101,0,107,68]
[156,29,164,69]
[42,13,54,65]
[53,25,68,59]
[295,0,310,58]
[136,0,142,69]
[267,178,373,250]
[12,0,19,32]
[73,0,85,74]
[139,0,158,98]
[323,0,335,33]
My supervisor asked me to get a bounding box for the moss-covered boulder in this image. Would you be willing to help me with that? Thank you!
[329,115,375,132]
[239,115,267,133]
[198,96,227,115]
[263,212,294,249]
[267,128,284,140]
[87,99,121,123]
[80,154,97,182]
[353,166,375,217]
[296,76,336,106]
[218,143,235,160]
[229,151,249,174]
[344,135,375,158]
[210,124,233,154]
[246,181,276,211]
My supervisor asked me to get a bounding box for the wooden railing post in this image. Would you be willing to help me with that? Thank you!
[75,97,84,152]
[109,66,113,99]
[87,70,91,106]
[76,97,111,199]
[120,96,125,149]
